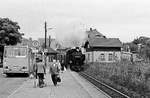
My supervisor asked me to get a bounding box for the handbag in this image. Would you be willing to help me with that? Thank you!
[57,74,61,82]
[33,78,38,88]
[29,74,34,79]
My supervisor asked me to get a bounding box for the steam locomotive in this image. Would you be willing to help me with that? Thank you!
[66,47,85,71]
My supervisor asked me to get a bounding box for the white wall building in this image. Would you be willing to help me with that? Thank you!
[84,38,122,63]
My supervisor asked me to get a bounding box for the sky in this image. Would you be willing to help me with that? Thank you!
[1,0,150,43]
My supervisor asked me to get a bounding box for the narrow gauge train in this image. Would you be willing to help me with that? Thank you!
[66,47,85,71]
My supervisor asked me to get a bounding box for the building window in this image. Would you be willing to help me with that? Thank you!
[100,53,105,61]
[108,53,113,61]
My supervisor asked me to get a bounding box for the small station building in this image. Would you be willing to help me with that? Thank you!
[83,28,122,63]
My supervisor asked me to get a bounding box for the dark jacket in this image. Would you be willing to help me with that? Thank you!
[34,62,46,74]
[49,62,60,75]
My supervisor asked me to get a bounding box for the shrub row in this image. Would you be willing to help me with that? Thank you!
[83,61,150,97]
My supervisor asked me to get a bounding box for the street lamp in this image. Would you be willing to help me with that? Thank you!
[47,28,53,48]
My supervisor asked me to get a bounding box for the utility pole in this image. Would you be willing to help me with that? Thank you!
[44,21,47,67]
[49,35,51,47]
[45,21,47,48]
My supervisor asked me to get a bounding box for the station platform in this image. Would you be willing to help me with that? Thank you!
[8,70,109,98]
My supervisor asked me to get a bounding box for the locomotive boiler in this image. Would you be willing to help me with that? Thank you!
[66,47,85,71]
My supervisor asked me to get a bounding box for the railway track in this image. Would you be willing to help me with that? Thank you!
[79,72,130,98]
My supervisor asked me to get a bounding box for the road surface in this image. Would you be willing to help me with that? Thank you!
[0,68,28,98]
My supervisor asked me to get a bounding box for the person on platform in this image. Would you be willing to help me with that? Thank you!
[49,59,61,86]
[56,60,61,72]
[34,58,46,88]
[61,60,65,71]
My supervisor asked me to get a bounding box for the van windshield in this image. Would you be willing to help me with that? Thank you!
[4,47,27,57]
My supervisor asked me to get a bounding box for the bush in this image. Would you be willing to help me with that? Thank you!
[84,61,150,97]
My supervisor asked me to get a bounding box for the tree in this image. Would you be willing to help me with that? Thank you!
[132,37,140,45]
[123,43,138,52]
[132,36,150,45]
[129,43,138,52]
[146,39,150,47]
[0,18,24,45]
[140,46,150,60]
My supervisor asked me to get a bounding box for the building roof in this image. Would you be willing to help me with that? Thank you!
[86,28,106,39]
[88,38,122,47]
[47,47,59,54]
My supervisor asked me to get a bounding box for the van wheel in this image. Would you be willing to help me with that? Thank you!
[6,73,11,77]
[25,73,29,77]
